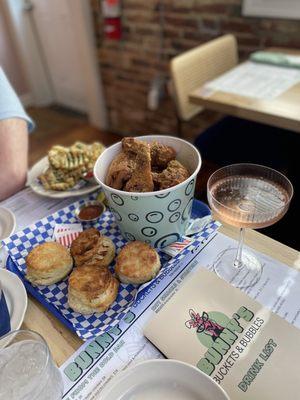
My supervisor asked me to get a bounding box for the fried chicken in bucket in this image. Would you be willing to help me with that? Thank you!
[152,160,190,190]
[105,137,190,192]
[122,138,154,192]
[150,142,176,170]
[105,152,135,190]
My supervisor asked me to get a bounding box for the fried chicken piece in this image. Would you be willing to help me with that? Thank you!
[152,160,190,190]
[122,138,154,192]
[150,142,176,170]
[105,152,135,190]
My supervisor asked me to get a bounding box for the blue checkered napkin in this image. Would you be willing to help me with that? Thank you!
[2,194,138,341]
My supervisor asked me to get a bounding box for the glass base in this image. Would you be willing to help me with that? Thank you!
[213,248,262,289]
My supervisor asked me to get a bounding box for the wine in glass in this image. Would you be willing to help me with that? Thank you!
[207,163,293,289]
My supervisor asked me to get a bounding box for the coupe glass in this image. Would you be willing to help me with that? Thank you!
[0,330,63,400]
[207,164,293,289]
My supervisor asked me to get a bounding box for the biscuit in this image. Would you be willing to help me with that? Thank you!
[70,228,115,268]
[68,264,119,314]
[26,242,73,285]
[116,241,161,284]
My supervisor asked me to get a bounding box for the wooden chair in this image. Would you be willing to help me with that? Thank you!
[170,34,238,124]
[170,35,238,197]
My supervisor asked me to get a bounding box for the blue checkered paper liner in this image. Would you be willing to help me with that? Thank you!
[136,217,220,297]
[3,194,219,340]
[167,220,220,262]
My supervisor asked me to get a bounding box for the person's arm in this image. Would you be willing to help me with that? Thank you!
[0,118,28,200]
[0,67,34,200]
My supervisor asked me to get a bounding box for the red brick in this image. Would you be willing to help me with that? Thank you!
[90,0,300,138]
[221,19,255,34]
[164,15,198,28]
[123,0,153,11]
[194,3,232,14]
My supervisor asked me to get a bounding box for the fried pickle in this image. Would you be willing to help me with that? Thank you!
[39,141,105,191]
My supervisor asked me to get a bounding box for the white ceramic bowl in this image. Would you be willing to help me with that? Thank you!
[100,359,230,400]
[0,207,16,241]
[94,135,201,248]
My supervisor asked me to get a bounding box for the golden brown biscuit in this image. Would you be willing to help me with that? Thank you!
[26,242,73,285]
[70,228,115,268]
[70,228,100,254]
[116,241,161,284]
[68,265,119,314]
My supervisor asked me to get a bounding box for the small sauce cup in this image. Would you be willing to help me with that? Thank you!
[75,201,106,223]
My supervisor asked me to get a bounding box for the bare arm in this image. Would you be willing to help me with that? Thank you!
[0,118,28,201]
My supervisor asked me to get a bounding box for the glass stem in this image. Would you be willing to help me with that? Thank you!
[234,228,245,268]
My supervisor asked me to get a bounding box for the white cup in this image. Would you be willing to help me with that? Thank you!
[94,135,201,248]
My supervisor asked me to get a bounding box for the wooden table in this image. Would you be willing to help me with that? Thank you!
[21,225,300,367]
[189,48,300,133]
[19,126,300,367]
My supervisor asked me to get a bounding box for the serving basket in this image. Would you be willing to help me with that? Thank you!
[3,193,218,341]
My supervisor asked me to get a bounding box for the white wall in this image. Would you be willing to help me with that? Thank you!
[0,2,29,96]
[5,0,53,106]
[3,0,107,128]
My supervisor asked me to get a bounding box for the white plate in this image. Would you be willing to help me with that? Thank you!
[0,269,27,332]
[0,207,16,241]
[100,359,230,400]
[27,156,100,199]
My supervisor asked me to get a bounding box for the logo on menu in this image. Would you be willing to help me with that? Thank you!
[185,309,226,345]
[185,306,263,376]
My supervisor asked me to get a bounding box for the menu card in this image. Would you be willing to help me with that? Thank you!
[201,61,300,100]
[144,269,300,399]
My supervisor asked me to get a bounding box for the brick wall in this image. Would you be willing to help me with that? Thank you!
[90,0,300,140]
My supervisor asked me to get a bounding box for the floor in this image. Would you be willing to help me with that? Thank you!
[27,105,299,251]
[27,105,121,167]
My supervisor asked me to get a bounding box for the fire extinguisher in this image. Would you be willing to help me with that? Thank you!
[102,0,122,40]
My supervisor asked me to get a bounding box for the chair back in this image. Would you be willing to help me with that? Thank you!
[170,34,238,121]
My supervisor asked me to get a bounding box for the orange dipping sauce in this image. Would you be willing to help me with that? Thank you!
[78,205,103,220]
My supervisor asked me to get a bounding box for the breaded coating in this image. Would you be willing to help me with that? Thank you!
[152,160,190,190]
[150,141,176,170]
[105,152,135,190]
[123,138,154,192]
[106,138,154,192]
[105,137,189,192]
